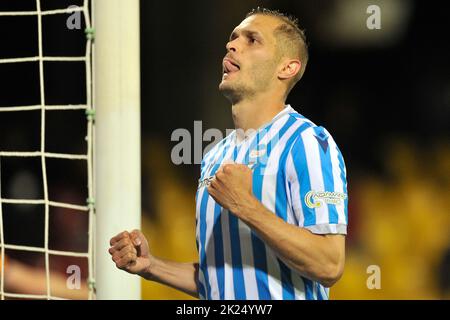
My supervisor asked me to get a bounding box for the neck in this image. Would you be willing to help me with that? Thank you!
[231,93,285,139]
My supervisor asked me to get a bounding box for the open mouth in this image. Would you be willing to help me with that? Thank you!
[223,58,240,74]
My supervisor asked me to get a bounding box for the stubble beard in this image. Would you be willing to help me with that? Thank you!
[219,79,254,105]
[219,70,273,105]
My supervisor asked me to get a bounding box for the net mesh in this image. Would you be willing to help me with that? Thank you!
[0,0,95,300]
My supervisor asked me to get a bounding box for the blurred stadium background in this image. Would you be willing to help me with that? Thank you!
[0,0,449,299]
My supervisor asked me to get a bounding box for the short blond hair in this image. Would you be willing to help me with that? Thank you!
[246,7,309,93]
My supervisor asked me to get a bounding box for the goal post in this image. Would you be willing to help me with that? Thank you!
[93,0,141,300]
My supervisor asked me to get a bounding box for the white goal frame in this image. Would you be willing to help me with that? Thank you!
[93,0,141,300]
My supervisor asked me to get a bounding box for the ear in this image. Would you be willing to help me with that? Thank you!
[278,59,301,80]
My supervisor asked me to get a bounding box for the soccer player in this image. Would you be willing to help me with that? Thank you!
[109,7,348,300]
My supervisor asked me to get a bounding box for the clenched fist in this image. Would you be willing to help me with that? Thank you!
[108,230,152,275]
[207,162,255,216]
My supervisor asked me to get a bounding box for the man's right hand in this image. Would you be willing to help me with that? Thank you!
[109,230,200,298]
[108,230,152,276]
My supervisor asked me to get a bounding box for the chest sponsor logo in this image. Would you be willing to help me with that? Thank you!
[198,176,214,189]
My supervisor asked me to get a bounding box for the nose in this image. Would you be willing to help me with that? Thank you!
[226,39,237,53]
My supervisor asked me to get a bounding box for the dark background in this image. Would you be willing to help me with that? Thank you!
[141,0,449,176]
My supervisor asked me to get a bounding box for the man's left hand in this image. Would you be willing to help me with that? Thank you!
[207,162,255,216]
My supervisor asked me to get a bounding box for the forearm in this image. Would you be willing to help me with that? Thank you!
[140,257,199,298]
[6,260,89,299]
[237,197,345,287]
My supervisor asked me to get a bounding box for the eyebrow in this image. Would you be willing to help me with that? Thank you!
[229,29,263,41]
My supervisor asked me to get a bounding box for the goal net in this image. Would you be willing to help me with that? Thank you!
[0,0,140,300]
[0,0,95,300]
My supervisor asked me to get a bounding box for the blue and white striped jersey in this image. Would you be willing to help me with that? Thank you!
[195,105,348,300]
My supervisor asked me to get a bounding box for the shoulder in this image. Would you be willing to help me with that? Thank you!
[285,108,340,155]
[284,108,345,171]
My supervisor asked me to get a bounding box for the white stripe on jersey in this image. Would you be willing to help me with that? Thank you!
[286,151,304,226]
[261,116,307,299]
[205,197,219,299]
[292,272,306,300]
[234,139,259,299]
[302,127,329,226]
[221,210,234,300]
[214,143,236,300]
[328,135,347,225]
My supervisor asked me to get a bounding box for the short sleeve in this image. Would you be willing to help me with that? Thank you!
[285,126,348,235]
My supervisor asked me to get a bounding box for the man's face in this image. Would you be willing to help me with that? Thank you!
[219,15,282,103]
